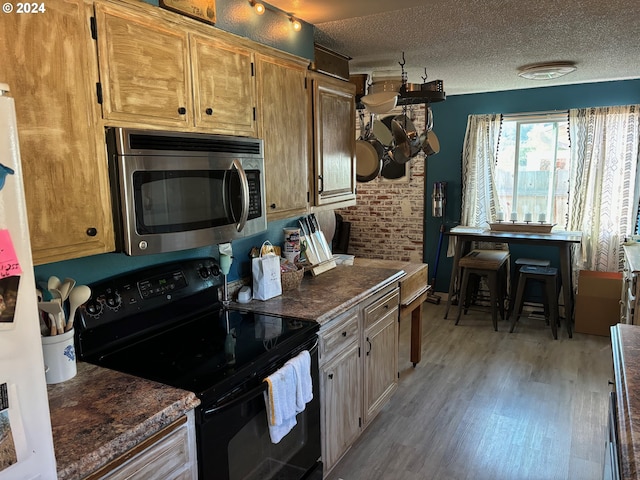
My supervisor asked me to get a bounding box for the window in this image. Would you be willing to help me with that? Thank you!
[494,114,569,227]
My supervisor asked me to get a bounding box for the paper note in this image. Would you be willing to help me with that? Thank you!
[0,230,21,279]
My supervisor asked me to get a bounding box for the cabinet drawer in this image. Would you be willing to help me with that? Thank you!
[319,309,359,363]
[364,289,399,328]
[90,416,195,480]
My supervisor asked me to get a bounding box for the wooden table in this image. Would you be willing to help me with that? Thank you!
[354,259,429,366]
[444,227,582,323]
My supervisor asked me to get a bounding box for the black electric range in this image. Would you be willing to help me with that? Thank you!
[74,258,322,480]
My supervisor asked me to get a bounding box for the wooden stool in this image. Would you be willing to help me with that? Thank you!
[455,250,510,331]
[508,258,551,317]
[509,265,569,339]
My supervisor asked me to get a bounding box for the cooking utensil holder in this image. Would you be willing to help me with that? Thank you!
[41,328,76,384]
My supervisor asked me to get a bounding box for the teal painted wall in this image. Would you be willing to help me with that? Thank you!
[426,79,640,292]
[34,217,303,293]
[142,0,314,60]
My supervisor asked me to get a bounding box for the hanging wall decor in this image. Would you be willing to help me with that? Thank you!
[160,0,216,25]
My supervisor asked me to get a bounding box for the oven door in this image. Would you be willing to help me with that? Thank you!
[197,341,322,480]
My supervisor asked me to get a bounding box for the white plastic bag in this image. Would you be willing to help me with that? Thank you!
[252,242,282,300]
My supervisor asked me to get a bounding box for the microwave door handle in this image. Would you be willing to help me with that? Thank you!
[232,158,250,232]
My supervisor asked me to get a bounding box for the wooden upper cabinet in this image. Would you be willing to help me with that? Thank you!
[0,0,115,264]
[93,1,256,136]
[310,72,356,208]
[255,53,309,220]
[94,1,193,127]
[191,35,256,136]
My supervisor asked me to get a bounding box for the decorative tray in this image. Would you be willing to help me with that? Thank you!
[489,222,555,233]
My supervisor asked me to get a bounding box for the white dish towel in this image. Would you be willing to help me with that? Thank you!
[285,349,313,412]
[263,349,313,443]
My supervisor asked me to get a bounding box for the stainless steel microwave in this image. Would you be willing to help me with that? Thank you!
[106,128,267,256]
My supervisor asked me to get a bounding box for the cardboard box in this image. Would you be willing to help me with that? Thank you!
[574,270,622,336]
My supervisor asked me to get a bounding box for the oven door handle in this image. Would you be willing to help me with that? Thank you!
[204,337,318,418]
[232,158,250,233]
[204,382,268,418]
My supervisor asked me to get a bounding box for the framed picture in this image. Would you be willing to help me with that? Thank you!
[0,276,19,324]
[160,0,216,26]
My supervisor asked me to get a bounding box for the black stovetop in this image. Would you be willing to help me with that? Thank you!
[75,258,318,400]
[92,308,317,396]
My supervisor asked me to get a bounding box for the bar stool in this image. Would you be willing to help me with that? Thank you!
[455,250,510,331]
[508,258,551,317]
[509,265,569,339]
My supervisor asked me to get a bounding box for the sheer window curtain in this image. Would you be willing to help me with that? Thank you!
[449,114,503,257]
[460,114,503,226]
[568,105,640,272]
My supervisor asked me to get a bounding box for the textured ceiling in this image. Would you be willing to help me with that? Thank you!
[266,0,640,95]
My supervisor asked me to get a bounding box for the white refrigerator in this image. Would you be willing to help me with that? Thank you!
[0,83,56,478]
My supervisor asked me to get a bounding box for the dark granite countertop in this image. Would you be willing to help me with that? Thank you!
[46,263,401,479]
[47,362,200,480]
[230,264,405,324]
[611,324,640,479]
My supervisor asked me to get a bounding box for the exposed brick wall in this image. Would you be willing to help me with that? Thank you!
[337,104,427,263]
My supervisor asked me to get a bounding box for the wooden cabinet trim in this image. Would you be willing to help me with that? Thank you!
[85,416,188,480]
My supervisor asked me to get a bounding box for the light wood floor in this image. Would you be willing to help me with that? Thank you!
[326,299,613,480]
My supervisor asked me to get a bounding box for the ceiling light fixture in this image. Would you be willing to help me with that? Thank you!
[290,16,302,32]
[249,0,265,15]
[518,62,577,80]
[247,1,301,32]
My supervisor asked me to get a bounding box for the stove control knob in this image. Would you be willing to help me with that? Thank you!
[85,299,103,317]
[198,266,211,279]
[104,291,122,310]
[209,263,221,277]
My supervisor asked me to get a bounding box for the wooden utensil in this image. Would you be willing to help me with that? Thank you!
[66,285,91,332]
[38,301,65,335]
[47,276,62,302]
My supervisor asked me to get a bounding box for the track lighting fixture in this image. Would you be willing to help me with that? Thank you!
[247,1,302,32]
[290,16,301,31]
[249,0,265,15]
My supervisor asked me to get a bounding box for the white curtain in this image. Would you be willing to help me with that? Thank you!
[447,114,503,257]
[460,114,503,227]
[568,105,640,272]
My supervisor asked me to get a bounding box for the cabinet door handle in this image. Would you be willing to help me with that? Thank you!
[342,331,347,337]
[86,227,97,237]
[178,107,187,115]
[318,175,324,194]
[366,337,372,356]
[205,107,213,115]
[328,373,334,379]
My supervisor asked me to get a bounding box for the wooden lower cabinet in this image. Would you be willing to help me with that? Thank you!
[89,412,197,480]
[319,285,399,475]
[363,289,399,424]
[321,340,361,471]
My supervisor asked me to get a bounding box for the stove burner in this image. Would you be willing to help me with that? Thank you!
[93,309,317,396]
